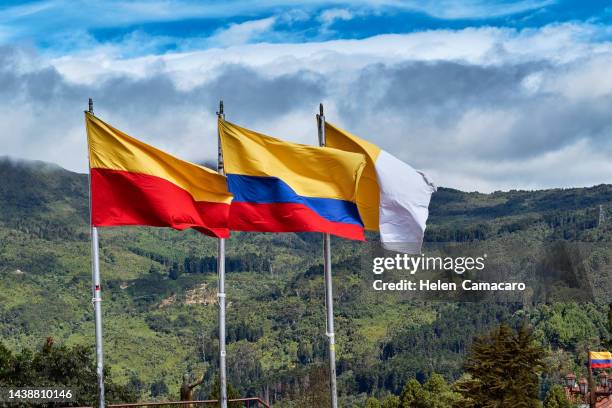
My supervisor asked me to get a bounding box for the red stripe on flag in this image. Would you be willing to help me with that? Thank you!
[91,168,230,238]
[229,201,365,241]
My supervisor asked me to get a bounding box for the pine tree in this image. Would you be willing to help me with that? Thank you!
[543,384,572,408]
[397,374,463,408]
[458,323,546,408]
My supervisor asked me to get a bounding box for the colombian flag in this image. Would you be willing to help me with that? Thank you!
[218,119,366,240]
[590,351,612,368]
[86,113,232,238]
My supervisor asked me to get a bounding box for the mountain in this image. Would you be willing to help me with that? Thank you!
[0,157,610,405]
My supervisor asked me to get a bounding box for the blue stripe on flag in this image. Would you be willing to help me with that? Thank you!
[227,174,363,226]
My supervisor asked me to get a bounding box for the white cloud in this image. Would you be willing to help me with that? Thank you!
[2,22,612,192]
[434,139,612,192]
[319,8,354,25]
[394,0,556,20]
[49,23,611,87]
[541,54,612,100]
[205,17,277,47]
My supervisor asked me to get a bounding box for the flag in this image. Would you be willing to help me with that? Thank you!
[86,112,232,238]
[325,122,436,253]
[218,119,366,240]
[590,351,612,368]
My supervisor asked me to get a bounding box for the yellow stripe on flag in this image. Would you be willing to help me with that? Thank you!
[86,113,231,204]
[325,122,381,230]
[219,119,365,201]
[590,351,612,360]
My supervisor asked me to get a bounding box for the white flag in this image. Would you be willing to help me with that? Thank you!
[326,122,436,253]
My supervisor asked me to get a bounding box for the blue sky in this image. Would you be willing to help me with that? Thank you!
[2,0,611,55]
[1,1,612,191]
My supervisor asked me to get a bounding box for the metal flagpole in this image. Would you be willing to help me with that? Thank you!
[316,103,338,408]
[588,354,595,408]
[216,100,228,408]
[87,98,106,408]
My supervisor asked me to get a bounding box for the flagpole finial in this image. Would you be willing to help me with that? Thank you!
[217,100,224,117]
[88,98,94,114]
[319,103,324,117]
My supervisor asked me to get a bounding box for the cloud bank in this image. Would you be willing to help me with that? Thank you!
[2,23,612,192]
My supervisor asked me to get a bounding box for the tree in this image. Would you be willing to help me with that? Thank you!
[0,343,12,379]
[397,374,462,408]
[208,377,242,408]
[169,262,181,280]
[180,372,205,401]
[0,338,138,405]
[365,396,382,408]
[400,379,426,408]
[459,323,546,408]
[297,341,313,364]
[543,385,572,408]
[150,378,169,398]
[382,395,401,408]
[423,374,462,408]
[282,365,330,407]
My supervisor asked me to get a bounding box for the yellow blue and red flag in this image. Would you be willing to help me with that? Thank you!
[590,351,612,368]
[218,119,366,240]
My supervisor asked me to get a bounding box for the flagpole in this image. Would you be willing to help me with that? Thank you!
[216,100,228,408]
[87,98,105,408]
[588,354,595,408]
[317,103,338,408]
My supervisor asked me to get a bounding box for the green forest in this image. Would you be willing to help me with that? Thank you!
[0,157,611,407]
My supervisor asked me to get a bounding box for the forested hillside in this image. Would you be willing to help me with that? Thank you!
[0,156,611,406]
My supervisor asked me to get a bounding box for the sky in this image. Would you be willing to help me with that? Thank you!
[1,0,612,192]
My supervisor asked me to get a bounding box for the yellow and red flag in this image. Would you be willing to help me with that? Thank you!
[85,112,232,238]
